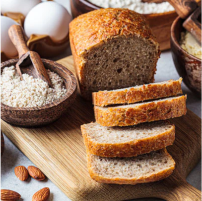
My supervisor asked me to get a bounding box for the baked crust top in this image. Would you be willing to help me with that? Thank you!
[70,8,158,56]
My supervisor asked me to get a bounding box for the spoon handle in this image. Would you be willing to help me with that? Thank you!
[9,24,53,88]
[167,0,198,19]
[8,24,29,58]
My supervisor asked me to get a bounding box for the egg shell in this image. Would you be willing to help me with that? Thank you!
[24,1,71,42]
[1,16,19,57]
[1,0,41,16]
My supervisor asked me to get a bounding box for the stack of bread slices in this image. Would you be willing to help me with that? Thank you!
[81,78,187,185]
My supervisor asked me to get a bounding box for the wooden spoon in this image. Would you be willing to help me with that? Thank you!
[166,0,198,18]
[8,24,52,87]
[167,0,201,44]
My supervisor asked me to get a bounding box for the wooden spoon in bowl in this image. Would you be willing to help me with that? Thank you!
[166,0,201,44]
[8,24,52,87]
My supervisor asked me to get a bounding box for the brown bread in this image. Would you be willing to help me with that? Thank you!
[70,8,160,100]
[81,121,175,157]
[87,149,175,185]
[92,78,183,106]
[94,95,187,127]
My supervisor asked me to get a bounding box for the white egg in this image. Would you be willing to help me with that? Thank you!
[24,2,71,42]
[1,16,19,57]
[1,0,41,16]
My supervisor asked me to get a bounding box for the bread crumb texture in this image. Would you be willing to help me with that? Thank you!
[83,121,173,143]
[70,8,160,99]
[88,149,175,184]
[81,121,175,157]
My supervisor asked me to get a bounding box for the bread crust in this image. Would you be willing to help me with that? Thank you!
[92,78,183,106]
[94,95,187,127]
[87,149,175,185]
[81,122,175,157]
[69,8,160,100]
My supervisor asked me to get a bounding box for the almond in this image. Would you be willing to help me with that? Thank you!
[14,166,29,181]
[32,187,50,201]
[28,166,46,181]
[1,189,21,200]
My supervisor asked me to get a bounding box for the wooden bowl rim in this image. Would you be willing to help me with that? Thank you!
[171,16,201,62]
[1,59,77,111]
[79,0,176,16]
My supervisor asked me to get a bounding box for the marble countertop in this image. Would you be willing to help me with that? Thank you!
[1,1,201,200]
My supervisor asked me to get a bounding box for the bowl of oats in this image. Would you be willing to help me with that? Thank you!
[1,59,77,127]
[171,17,201,98]
[70,0,178,51]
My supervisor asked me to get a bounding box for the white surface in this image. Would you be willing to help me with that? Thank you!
[1,51,201,201]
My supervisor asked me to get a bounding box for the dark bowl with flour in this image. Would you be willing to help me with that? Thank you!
[171,17,201,98]
[1,59,77,127]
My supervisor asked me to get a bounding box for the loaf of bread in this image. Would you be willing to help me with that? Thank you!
[70,8,160,100]
[81,121,175,157]
[95,95,187,127]
[93,78,183,106]
[87,148,175,184]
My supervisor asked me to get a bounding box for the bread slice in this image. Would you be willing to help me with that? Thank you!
[94,95,187,127]
[81,121,175,157]
[87,149,175,184]
[92,78,183,106]
[70,8,160,100]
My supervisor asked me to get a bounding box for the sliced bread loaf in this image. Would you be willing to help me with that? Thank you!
[70,8,160,100]
[92,78,183,106]
[87,149,175,184]
[94,95,187,127]
[81,121,175,157]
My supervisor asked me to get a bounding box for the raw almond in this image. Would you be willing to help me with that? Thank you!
[1,189,21,200]
[28,166,46,181]
[32,187,50,201]
[14,166,29,181]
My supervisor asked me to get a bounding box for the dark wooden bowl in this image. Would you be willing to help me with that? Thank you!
[70,0,177,51]
[171,17,201,98]
[1,59,77,127]
[1,132,4,156]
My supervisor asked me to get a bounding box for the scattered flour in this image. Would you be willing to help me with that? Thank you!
[88,0,174,14]
[1,66,67,107]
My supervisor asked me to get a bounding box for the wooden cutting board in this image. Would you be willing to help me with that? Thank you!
[1,56,201,201]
